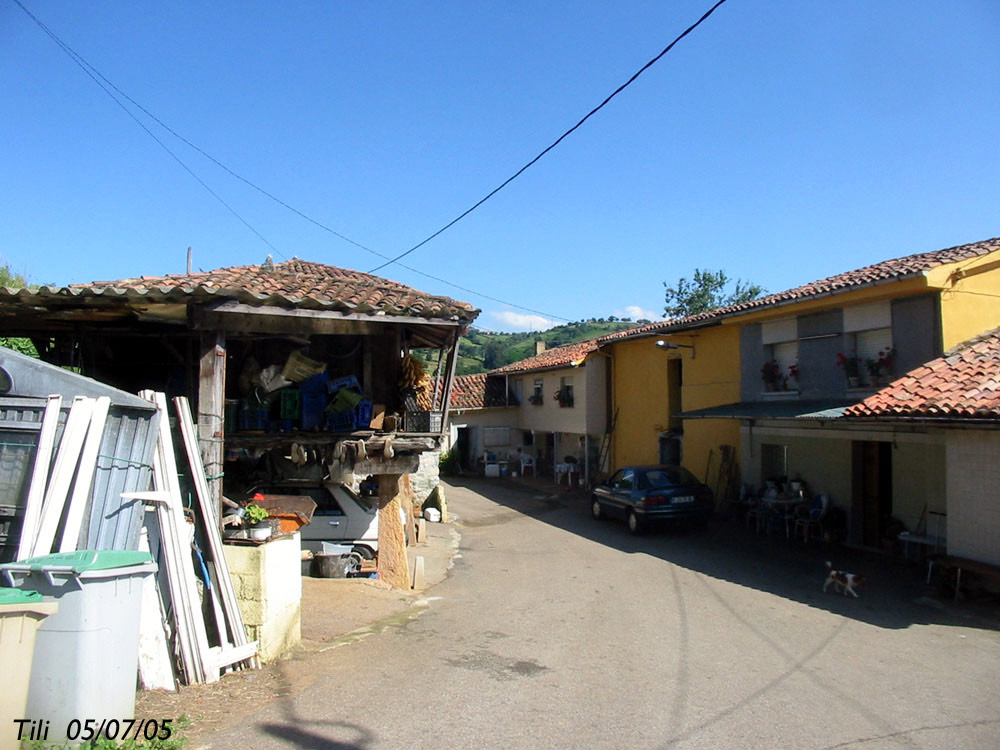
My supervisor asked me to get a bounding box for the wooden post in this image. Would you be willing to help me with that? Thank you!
[376,474,410,589]
[199,331,226,511]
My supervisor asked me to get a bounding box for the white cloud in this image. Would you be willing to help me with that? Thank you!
[488,310,557,332]
[617,305,662,322]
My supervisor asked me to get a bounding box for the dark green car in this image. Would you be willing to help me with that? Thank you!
[591,464,714,534]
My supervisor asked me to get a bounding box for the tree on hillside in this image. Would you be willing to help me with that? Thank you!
[663,269,764,318]
[481,339,508,370]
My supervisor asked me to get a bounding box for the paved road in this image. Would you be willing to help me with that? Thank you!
[204,479,1000,749]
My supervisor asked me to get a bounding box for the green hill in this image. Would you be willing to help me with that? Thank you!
[415,319,642,376]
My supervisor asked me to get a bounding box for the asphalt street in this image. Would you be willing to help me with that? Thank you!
[199,478,1000,749]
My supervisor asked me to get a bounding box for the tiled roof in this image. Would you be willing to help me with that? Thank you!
[490,338,600,375]
[599,237,1000,343]
[844,328,1000,420]
[2,259,478,322]
[447,373,512,409]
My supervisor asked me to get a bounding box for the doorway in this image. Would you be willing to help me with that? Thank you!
[851,441,893,547]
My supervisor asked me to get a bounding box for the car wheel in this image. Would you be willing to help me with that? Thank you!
[627,510,642,535]
[591,497,603,520]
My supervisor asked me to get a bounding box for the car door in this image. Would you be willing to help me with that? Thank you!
[303,488,350,543]
[612,468,638,516]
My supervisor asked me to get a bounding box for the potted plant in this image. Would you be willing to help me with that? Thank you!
[836,351,861,387]
[761,359,784,391]
[245,503,271,540]
[554,387,574,407]
[787,362,799,390]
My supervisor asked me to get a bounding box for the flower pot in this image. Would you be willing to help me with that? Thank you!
[249,522,272,541]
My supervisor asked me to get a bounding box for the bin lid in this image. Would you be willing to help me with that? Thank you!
[0,587,43,605]
[1,550,153,574]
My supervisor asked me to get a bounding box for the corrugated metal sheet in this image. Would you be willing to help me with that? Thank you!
[0,348,159,558]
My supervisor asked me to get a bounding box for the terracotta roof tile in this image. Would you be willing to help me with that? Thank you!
[844,327,1000,420]
[599,237,1000,343]
[490,338,600,375]
[17,259,478,322]
[447,373,512,409]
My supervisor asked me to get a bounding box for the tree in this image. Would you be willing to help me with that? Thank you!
[482,339,508,370]
[0,262,38,357]
[663,269,764,319]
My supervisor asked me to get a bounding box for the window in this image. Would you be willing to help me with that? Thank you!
[513,379,523,404]
[844,301,893,384]
[529,378,544,405]
[557,376,574,407]
[761,318,798,391]
[613,469,634,490]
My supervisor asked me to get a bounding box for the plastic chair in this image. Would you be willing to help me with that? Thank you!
[794,494,829,543]
[520,453,535,476]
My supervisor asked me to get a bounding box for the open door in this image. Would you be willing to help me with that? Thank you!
[851,441,893,547]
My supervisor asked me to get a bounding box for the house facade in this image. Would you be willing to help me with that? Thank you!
[844,327,1000,566]
[485,339,610,485]
[600,236,1000,551]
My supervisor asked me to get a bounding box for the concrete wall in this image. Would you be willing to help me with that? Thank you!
[946,430,1000,565]
[224,533,302,663]
[797,310,843,399]
[891,440,946,533]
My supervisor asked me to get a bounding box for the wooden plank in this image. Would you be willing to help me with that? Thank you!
[30,397,94,558]
[17,394,62,561]
[210,641,260,671]
[174,397,256,662]
[136,522,177,692]
[198,331,226,509]
[58,396,110,553]
[353,455,419,476]
[438,329,462,435]
[140,392,218,684]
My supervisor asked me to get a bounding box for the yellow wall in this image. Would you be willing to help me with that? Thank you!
[607,337,671,468]
[607,324,741,481]
[676,325,742,481]
[928,251,1000,349]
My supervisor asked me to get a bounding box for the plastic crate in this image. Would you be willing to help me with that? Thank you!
[329,375,361,393]
[355,400,373,427]
[299,372,331,395]
[301,393,329,430]
[327,411,357,432]
[279,389,301,420]
[238,409,268,431]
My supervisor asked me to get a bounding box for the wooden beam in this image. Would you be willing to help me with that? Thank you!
[375,474,410,590]
[198,331,226,509]
[438,328,462,435]
[353,454,419,476]
[17,395,62,560]
[203,300,464,327]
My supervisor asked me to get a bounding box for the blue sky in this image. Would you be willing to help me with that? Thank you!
[2,1,999,332]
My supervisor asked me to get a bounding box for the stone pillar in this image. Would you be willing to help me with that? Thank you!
[377,474,410,590]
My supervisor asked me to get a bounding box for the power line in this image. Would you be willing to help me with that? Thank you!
[367,0,731,274]
[12,0,572,322]
[10,0,286,261]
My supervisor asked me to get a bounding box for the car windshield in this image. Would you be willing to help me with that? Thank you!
[642,467,698,488]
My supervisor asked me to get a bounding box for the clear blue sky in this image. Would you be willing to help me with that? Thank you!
[3,1,998,332]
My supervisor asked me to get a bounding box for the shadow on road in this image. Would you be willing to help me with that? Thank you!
[445,476,1000,632]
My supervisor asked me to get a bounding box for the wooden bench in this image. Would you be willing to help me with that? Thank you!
[928,555,1000,601]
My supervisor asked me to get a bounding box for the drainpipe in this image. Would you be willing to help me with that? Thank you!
[592,347,615,472]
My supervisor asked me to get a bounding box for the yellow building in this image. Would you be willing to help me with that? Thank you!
[600,236,1000,549]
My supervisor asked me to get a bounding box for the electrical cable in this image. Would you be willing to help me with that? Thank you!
[10,0,287,261]
[367,0,730,274]
[13,0,571,321]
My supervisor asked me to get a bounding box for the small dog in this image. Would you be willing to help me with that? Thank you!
[823,561,865,598]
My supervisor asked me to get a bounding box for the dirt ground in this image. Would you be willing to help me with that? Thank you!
[135,577,423,747]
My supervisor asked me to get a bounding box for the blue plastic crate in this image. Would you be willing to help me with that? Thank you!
[299,372,331,395]
[355,400,373,427]
[238,409,268,431]
[327,411,357,432]
[301,393,329,430]
[329,375,360,393]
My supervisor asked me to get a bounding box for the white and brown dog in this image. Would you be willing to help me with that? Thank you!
[824,561,865,598]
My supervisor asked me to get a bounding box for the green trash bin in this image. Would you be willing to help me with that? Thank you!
[0,550,155,746]
[0,587,58,750]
